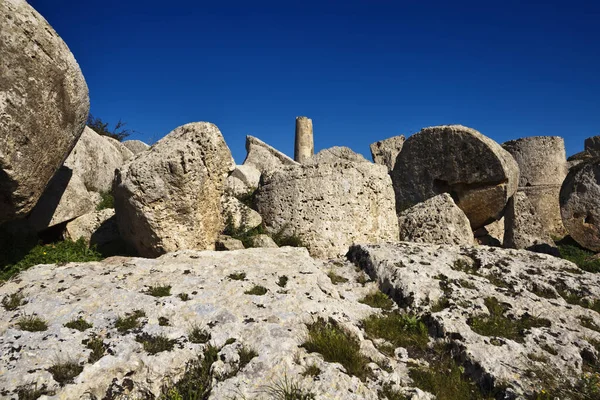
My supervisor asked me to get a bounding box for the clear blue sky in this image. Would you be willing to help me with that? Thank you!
[31,0,599,163]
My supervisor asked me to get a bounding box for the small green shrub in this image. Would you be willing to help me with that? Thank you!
[86,336,106,363]
[430,297,451,312]
[378,383,409,400]
[96,191,114,211]
[556,237,600,273]
[115,309,146,333]
[272,226,304,248]
[144,285,171,297]
[277,275,289,288]
[64,317,92,332]
[359,291,395,310]
[189,325,211,344]
[159,317,170,326]
[356,274,371,285]
[327,271,348,285]
[302,318,370,381]
[302,364,321,377]
[468,297,551,342]
[579,316,600,333]
[48,361,83,385]
[178,293,190,301]
[262,375,316,400]
[245,285,267,295]
[225,338,236,345]
[136,333,176,355]
[238,345,258,370]
[228,272,246,281]
[15,384,53,400]
[557,288,600,314]
[17,315,48,332]
[1,238,103,281]
[362,313,429,357]
[159,344,219,400]
[2,292,25,311]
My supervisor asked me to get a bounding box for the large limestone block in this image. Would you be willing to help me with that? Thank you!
[504,192,557,255]
[27,167,99,231]
[370,135,405,171]
[521,185,566,238]
[584,136,600,154]
[502,136,567,187]
[64,208,123,254]
[222,196,262,233]
[114,122,234,257]
[391,125,519,229]
[123,140,150,155]
[255,161,399,258]
[103,135,134,163]
[560,159,600,252]
[243,135,298,174]
[0,0,89,223]
[398,193,474,245]
[309,146,368,165]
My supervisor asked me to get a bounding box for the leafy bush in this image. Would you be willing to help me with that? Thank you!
[362,313,428,357]
[556,237,600,273]
[64,317,93,331]
[359,291,395,310]
[87,114,133,142]
[48,361,83,385]
[96,191,114,211]
[17,315,48,332]
[1,238,103,281]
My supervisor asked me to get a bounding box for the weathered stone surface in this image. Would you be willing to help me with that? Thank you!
[294,116,314,163]
[230,164,261,193]
[123,139,150,155]
[370,135,405,171]
[474,218,504,247]
[64,208,114,243]
[585,136,600,154]
[309,146,368,165]
[521,185,567,238]
[560,159,600,251]
[246,234,278,248]
[0,0,89,223]
[348,242,600,398]
[27,167,99,231]
[391,125,519,229]
[502,136,567,187]
[398,193,474,246]
[103,135,134,163]
[0,248,413,399]
[243,135,298,174]
[255,161,399,258]
[504,192,557,254]
[215,235,245,250]
[221,196,262,233]
[114,122,234,257]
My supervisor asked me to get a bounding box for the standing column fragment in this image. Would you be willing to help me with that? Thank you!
[294,116,314,163]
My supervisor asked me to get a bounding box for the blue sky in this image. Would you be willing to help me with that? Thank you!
[31,0,600,163]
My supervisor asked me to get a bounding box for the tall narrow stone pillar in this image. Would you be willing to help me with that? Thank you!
[294,116,314,163]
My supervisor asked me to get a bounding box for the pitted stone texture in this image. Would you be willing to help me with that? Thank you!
[246,234,278,248]
[521,185,567,238]
[114,122,234,257]
[294,116,314,163]
[64,208,114,242]
[243,135,298,174]
[370,135,406,172]
[560,159,600,252]
[398,193,474,246]
[255,162,399,258]
[215,235,245,250]
[221,196,262,233]
[103,135,135,163]
[475,218,504,247]
[391,125,519,230]
[230,164,261,191]
[0,248,411,399]
[309,146,369,165]
[0,0,89,223]
[504,192,557,254]
[123,140,150,155]
[502,136,567,187]
[348,242,600,398]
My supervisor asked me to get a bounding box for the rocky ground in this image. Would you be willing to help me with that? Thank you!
[2,244,600,399]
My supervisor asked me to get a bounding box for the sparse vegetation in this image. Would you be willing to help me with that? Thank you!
[579,316,600,333]
[64,317,93,331]
[189,325,211,344]
[1,238,102,281]
[468,297,551,342]
[144,285,171,297]
[15,384,54,400]
[159,344,219,400]
[136,333,176,355]
[359,291,395,310]
[17,315,48,332]
[87,114,134,142]
[115,309,146,333]
[272,226,304,248]
[557,287,600,314]
[362,313,429,357]
[356,274,371,285]
[277,275,289,288]
[48,360,83,385]
[302,318,370,380]
[245,285,268,295]
[302,364,321,377]
[85,335,106,363]
[228,272,246,281]
[159,316,170,326]
[2,292,25,311]
[327,271,348,285]
[430,296,451,312]
[178,293,190,301]
[556,237,600,273]
[262,375,316,400]
[378,383,409,400]
[238,345,258,370]
[96,191,114,211]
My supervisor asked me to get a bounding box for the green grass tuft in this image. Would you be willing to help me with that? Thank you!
[136,333,176,355]
[189,325,211,344]
[64,317,92,331]
[2,292,26,311]
[362,313,429,357]
[144,285,171,297]
[262,375,316,399]
[302,318,370,381]
[85,335,106,363]
[378,383,409,400]
[556,237,600,273]
[302,364,321,377]
[359,291,395,310]
[115,309,146,333]
[15,384,54,400]
[327,271,348,285]
[178,293,190,301]
[277,275,289,288]
[468,297,551,342]
[238,345,258,370]
[48,361,83,385]
[228,272,246,281]
[96,191,114,211]
[17,315,48,332]
[245,285,268,295]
